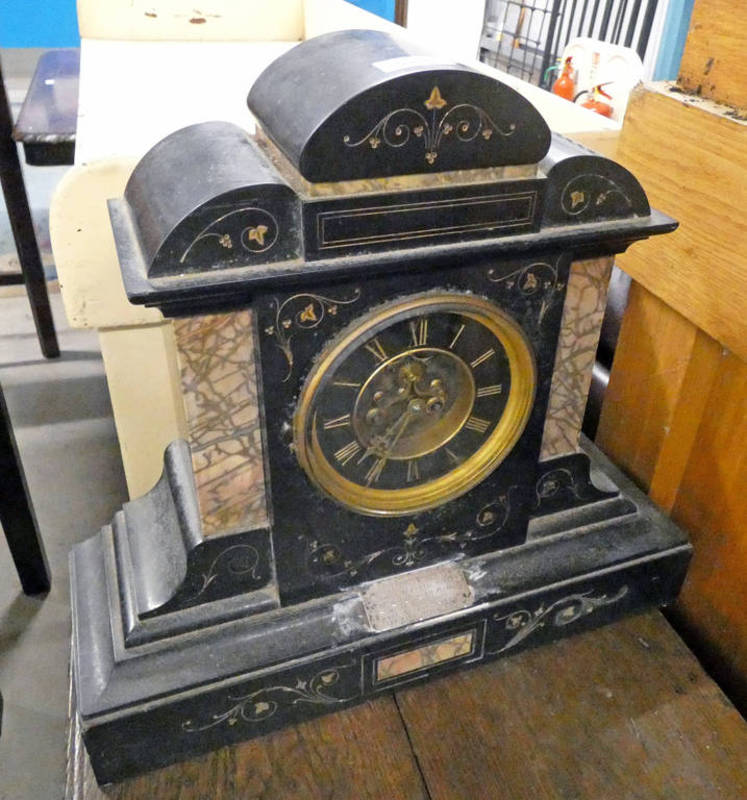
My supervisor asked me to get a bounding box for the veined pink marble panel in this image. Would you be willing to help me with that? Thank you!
[540,257,613,459]
[174,312,267,537]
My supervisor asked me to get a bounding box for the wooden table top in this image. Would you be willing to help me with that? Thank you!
[66,610,747,799]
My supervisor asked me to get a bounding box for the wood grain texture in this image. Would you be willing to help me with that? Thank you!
[612,83,747,362]
[596,283,697,491]
[678,0,747,109]
[397,612,747,800]
[597,282,747,707]
[68,698,428,800]
[668,351,747,711]
[648,329,724,512]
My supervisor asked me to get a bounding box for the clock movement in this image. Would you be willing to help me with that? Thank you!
[69,29,691,782]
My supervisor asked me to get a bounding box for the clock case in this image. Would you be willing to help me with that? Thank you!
[70,30,691,782]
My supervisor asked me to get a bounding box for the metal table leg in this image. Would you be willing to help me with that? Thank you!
[0,58,59,359]
[0,383,51,595]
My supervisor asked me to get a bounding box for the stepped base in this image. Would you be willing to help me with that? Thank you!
[70,440,690,784]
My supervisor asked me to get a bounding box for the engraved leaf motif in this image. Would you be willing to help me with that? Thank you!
[247,224,268,246]
[424,86,447,110]
[299,303,318,323]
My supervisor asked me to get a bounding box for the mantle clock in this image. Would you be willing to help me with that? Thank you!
[69,30,691,782]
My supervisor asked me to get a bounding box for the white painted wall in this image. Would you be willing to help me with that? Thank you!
[406,0,487,63]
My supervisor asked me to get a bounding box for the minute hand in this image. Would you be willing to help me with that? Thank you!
[364,410,414,486]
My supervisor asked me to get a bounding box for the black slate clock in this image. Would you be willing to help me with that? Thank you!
[69,29,691,783]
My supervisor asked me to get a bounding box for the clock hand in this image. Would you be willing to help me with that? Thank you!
[364,407,415,486]
[358,405,411,464]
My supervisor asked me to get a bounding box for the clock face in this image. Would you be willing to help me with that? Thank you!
[293,293,536,516]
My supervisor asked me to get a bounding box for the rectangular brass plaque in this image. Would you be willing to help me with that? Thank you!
[362,563,474,632]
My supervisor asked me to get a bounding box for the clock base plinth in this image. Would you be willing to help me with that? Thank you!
[70,439,691,785]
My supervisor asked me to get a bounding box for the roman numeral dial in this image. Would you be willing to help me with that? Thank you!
[295,294,536,516]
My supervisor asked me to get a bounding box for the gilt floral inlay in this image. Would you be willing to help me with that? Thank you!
[343,85,515,167]
[560,174,632,219]
[182,662,358,731]
[264,289,362,381]
[306,489,519,580]
[174,312,267,536]
[490,586,629,653]
[487,260,565,324]
[185,544,262,600]
[179,207,278,265]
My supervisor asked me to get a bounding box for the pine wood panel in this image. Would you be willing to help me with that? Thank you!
[678,0,747,109]
[396,612,747,800]
[612,84,747,362]
[668,351,747,710]
[596,283,697,490]
[597,283,747,707]
[648,330,724,512]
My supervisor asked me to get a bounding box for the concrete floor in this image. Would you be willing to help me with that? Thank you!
[0,293,128,800]
[1,56,129,800]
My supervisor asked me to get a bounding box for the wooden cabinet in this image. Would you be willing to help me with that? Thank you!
[597,1,747,711]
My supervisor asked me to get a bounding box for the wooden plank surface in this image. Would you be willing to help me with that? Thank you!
[67,612,747,799]
[397,612,747,800]
[612,83,747,362]
[596,283,697,491]
[648,329,724,512]
[667,350,747,711]
[597,281,747,710]
[678,0,747,109]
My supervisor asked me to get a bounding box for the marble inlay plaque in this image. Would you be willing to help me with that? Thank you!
[375,630,476,682]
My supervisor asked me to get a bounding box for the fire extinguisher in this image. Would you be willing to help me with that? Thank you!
[551,56,575,101]
[577,83,614,118]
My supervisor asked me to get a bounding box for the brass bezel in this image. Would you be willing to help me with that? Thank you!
[293,293,537,516]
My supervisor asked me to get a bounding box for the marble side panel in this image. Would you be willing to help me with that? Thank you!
[540,256,613,459]
[173,312,267,537]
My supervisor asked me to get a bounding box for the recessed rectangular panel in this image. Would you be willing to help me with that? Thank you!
[300,180,544,260]
[316,192,536,250]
